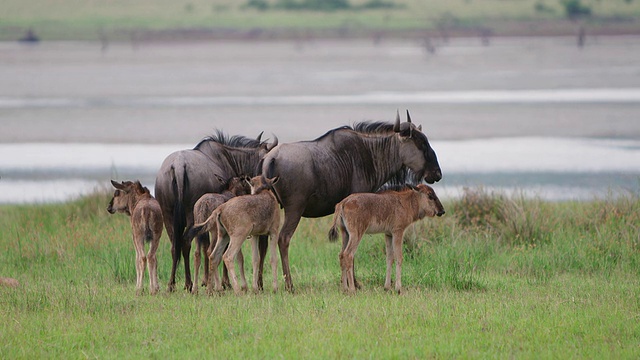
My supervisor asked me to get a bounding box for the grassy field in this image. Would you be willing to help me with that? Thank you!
[2,0,640,41]
[1,188,639,358]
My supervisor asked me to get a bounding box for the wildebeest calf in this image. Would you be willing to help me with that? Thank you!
[191,176,281,294]
[190,176,251,294]
[328,184,445,294]
[108,180,163,295]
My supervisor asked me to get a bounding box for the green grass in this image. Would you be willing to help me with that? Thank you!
[2,0,640,40]
[1,188,639,357]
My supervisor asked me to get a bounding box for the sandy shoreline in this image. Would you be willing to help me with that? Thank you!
[2,36,640,143]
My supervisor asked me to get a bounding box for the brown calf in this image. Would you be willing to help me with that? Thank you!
[191,176,281,294]
[108,180,163,295]
[328,184,445,294]
[190,176,251,294]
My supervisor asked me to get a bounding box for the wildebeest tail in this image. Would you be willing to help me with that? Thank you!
[186,210,218,240]
[171,164,188,262]
[327,203,343,242]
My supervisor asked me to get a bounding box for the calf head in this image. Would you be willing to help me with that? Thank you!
[107,180,146,215]
[249,175,279,195]
[228,176,252,196]
[394,110,442,184]
[415,184,445,218]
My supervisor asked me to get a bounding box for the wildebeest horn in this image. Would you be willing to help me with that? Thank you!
[406,110,413,137]
[393,110,401,132]
[256,131,264,143]
[267,134,278,151]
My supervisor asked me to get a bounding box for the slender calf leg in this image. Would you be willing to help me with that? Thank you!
[393,231,405,294]
[236,248,248,292]
[384,234,394,291]
[192,239,202,295]
[148,235,160,295]
[209,233,229,293]
[133,235,146,295]
[342,230,363,294]
[223,235,246,294]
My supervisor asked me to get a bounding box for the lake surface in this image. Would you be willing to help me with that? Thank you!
[1,37,639,203]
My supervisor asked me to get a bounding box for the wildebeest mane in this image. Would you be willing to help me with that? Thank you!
[194,129,264,150]
[352,121,396,135]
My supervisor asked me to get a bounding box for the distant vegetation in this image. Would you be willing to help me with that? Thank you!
[244,0,401,11]
[1,0,640,41]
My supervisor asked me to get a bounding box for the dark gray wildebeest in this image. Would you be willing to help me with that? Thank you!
[190,176,281,295]
[190,176,251,295]
[260,110,442,292]
[107,180,164,295]
[155,131,277,292]
[328,184,445,294]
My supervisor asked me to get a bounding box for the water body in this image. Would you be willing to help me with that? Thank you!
[2,38,639,203]
[1,138,638,203]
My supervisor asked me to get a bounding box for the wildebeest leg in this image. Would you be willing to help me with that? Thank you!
[236,248,248,292]
[384,234,394,291]
[182,239,193,292]
[255,235,268,291]
[269,230,280,293]
[133,234,146,295]
[223,235,246,295]
[251,235,262,293]
[208,233,229,293]
[278,208,304,293]
[192,237,202,295]
[341,230,363,294]
[392,230,405,294]
[148,233,160,295]
[200,233,210,288]
[164,217,178,292]
[339,227,350,291]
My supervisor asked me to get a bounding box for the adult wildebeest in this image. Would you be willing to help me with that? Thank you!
[107,180,163,295]
[261,110,442,292]
[328,184,445,294]
[155,131,277,292]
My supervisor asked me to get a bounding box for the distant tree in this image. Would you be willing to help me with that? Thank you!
[561,0,592,20]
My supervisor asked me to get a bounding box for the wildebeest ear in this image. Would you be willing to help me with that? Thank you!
[418,124,422,131]
[267,176,280,185]
[111,180,125,189]
[134,180,146,194]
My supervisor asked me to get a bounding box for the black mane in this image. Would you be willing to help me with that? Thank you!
[352,121,395,135]
[194,129,263,150]
[312,121,397,141]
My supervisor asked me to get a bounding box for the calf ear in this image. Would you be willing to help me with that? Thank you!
[269,176,280,185]
[111,180,124,189]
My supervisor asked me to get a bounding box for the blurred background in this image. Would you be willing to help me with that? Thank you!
[1,0,639,203]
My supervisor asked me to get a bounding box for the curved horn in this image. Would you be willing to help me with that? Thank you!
[406,110,412,123]
[267,134,279,151]
[256,131,264,143]
[393,109,401,132]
